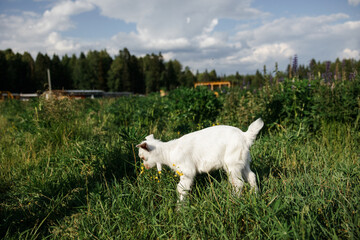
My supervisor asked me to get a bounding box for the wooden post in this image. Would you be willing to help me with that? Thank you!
[47,68,52,92]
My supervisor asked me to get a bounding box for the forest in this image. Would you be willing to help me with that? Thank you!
[1,48,359,94]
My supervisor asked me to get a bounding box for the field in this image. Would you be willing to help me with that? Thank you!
[0,77,359,239]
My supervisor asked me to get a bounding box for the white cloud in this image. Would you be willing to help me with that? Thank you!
[162,52,176,61]
[89,0,264,40]
[225,14,360,73]
[239,43,295,64]
[36,0,94,33]
[204,18,219,34]
[146,38,191,50]
[0,0,359,75]
[46,32,81,53]
[348,0,360,6]
[100,0,260,66]
[341,48,360,58]
[233,14,350,46]
[0,0,94,54]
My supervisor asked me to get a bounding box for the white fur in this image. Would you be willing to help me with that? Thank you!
[136,118,264,202]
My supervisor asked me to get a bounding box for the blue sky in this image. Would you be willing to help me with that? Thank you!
[0,0,359,75]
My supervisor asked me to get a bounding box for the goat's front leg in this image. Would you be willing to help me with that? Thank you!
[156,163,162,172]
[177,175,194,202]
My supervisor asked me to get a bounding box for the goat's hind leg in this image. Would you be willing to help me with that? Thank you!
[242,164,259,193]
[227,168,244,196]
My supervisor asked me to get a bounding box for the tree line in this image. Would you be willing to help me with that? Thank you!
[0,48,359,93]
[0,48,195,94]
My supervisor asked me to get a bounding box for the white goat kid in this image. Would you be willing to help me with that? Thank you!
[136,118,264,202]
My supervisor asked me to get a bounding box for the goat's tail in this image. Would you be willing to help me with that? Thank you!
[244,118,264,146]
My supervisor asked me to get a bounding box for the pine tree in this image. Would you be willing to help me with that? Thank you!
[87,50,112,90]
[209,69,217,82]
[21,52,35,92]
[34,52,51,91]
[61,54,76,89]
[0,50,8,91]
[107,48,132,92]
[130,55,144,93]
[50,54,64,90]
[179,66,195,87]
[73,52,91,89]
[142,53,165,93]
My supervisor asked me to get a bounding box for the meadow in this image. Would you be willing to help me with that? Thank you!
[0,77,359,239]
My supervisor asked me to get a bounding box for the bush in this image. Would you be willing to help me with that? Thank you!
[262,77,360,130]
[218,88,264,129]
[313,77,360,123]
[262,78,315,127]
[166,87,222,133]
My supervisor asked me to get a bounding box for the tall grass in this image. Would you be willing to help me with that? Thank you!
[0,76,359,239]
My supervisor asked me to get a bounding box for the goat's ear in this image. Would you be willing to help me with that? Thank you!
[145,134,154,140]
[136,142,149,151]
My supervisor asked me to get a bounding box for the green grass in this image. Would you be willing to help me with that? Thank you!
[0,78,359,239]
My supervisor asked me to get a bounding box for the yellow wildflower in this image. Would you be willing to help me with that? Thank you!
[176,170,183,176]
[153,175,160,183]
[140,166,144,175]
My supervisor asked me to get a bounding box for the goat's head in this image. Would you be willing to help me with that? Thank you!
[136,135,157,169]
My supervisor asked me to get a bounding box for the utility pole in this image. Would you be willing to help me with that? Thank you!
[47,68,52,92]
[46,69,52,100]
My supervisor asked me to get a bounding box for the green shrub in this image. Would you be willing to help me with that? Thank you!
[167,87,222,133]
[261,78,315,127]
[221,76,360,132]
[218,88,264,128]
[312,77,360,124]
